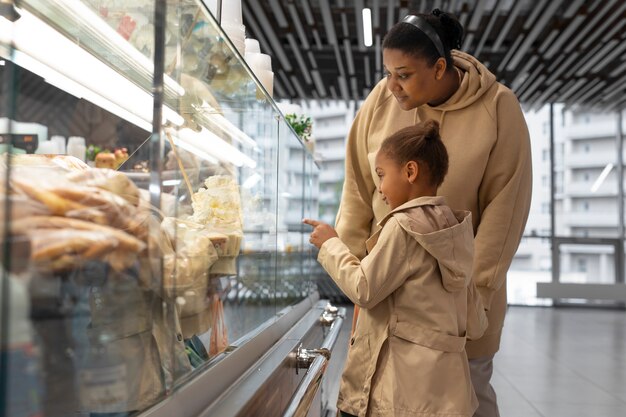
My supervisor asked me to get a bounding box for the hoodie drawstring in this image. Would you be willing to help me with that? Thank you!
[439,111,446,130]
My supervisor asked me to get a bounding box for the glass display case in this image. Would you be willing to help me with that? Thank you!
[0,1,338,416]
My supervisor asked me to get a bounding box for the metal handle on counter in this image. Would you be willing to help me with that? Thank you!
[282,306,346,417]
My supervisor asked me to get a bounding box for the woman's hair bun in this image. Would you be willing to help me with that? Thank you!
[422,119,440,140]
[431,8,464,50]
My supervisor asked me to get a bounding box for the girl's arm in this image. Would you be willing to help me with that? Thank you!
[317,217,414,309]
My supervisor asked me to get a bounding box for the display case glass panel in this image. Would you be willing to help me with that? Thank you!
[0,1,317,416]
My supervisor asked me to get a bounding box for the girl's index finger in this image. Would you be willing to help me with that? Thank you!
[302,218,320,227]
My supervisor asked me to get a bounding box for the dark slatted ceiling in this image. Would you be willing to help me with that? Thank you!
[242,0,626,110]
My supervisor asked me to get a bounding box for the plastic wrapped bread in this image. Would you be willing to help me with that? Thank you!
[3,162,149,272]
[67,168,141,206]
[11,216,145,272]
[4,153,90,171]
[161,217,222,337]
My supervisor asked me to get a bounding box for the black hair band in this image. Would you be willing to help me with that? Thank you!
[401,15,445,58]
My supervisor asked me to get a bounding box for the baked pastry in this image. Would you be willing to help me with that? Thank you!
[95,152,117,169]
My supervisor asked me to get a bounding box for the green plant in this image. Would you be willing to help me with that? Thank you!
[285,113,313,142]
[86,144,103,161]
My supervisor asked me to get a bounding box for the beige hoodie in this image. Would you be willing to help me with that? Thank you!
[335,50,532,358]
[319,196,485,417]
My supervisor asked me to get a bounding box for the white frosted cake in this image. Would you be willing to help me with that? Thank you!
[190,175,243,275]
[191,175,243,231]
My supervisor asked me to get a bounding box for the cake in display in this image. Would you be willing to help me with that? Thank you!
[190,175,243,274]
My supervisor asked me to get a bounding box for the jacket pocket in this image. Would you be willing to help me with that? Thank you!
[389,315,465,352]
[466,282,488,340]
[339,331,372,410]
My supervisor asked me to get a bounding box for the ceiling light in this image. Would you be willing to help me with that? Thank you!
[362,8,373,47]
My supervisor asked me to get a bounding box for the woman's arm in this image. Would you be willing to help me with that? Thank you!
[334,85,383,260]
[317,218,414,309]
[473,89,533,310]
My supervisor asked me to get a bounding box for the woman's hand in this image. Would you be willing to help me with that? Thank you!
[303,219,338,249]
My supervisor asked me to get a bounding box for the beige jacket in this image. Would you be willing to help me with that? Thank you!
[319,197,485,417]
[335,50,532,358]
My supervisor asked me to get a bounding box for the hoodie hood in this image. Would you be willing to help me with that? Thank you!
[378,197,474,292]
[428,50,497,113]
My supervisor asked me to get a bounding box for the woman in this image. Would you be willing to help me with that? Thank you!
[335,9,532,417]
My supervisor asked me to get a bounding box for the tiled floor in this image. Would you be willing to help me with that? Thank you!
[494,306,626,417]
[324,305,626,417]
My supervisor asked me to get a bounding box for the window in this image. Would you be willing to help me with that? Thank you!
[541,202,550,213]
[577,258,587,272]
[542,149,549,161]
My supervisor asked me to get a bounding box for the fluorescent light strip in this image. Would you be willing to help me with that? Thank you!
[591,163,614,193]
[362,8,373,47]
[176,127,257,169]
[171,136,219,165]
[56,0,185,97]
[197,101,258,149]
[1,11,184,130]
[242,173,262,189]
[11,49,152,131]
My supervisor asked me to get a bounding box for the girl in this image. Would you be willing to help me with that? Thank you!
[304,120,487,417]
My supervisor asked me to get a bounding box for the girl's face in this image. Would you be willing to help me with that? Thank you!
[375,151,412,210]
[382,48,443,110]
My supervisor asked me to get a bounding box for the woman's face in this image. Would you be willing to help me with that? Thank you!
[375,151,411,210]
[383,48,441,110]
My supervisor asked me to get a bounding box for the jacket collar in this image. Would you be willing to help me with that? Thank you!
[365,195,449,254]
[378,196,447,227]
